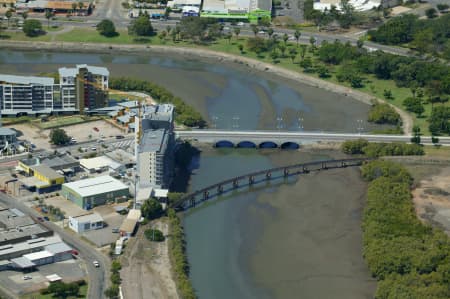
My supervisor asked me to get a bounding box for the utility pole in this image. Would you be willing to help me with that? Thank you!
[356,120,364,135]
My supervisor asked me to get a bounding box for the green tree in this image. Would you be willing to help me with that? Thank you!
[267,27,274,38]
[104,284,119,299]
[294,29,301,46]
[5,10,12,27]
[97,19,117,37]
[339,0,356,28]
[233,26,240,39]
[46,282,80,298]
[22,12,28,21]
[270,49,279,62]
[71,2,77,14]
[411,125,421,144]
[45,10,54,28]
[110,272,121,284]
[129,15,154,36]
[425,8,438,19]
[238,43,244,53]
[224,32,232,43]
[49,128,71,145]
[368,103,400,125]
[309,36,316,51]
[23,19,43,37]
[317,65,331,78]
[437,3,449,12]
[141,199,163,220]
[383,89,394,100]
[282,33,289,45]
[111,260,121,273]
[289,47,297,63]
[250,24,258,36]
[145,228,165,242]
[299,44,307,59]
[403,97,425,116]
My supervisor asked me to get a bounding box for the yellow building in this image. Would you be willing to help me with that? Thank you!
[19,164,64,194]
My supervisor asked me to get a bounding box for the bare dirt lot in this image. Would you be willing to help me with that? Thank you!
[121,219,179,299]
[9,120,124,150]
[412,166,450,234]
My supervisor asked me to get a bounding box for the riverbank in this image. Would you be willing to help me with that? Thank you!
[0,40,413,134]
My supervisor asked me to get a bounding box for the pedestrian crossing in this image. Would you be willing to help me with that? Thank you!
[109,140,135,150]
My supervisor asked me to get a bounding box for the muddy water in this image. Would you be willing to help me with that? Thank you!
[0,50,391,132]
[182,148,376,299]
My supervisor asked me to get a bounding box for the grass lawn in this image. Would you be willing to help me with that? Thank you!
[4,27,447,134]
[424,145,450,159]
[21,284,87,299]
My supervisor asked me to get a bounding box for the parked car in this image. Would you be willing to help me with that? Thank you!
[43,216,50,221]
[93,260,100,268]
[37,217,44,222]
[91,147,97,151]
[115,135,124,139]
[23,276,32,280]
[93,127,99,132]
[112,228,120,233]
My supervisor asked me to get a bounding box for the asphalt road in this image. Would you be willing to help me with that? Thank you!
[0,192,110,299]
[176,129,450,146]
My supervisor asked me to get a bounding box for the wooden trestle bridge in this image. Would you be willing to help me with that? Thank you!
[171,157,372,211]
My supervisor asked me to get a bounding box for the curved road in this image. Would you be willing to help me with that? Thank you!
[0,192,110,299]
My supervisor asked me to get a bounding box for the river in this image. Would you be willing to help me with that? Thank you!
[182,147,376,299]
[0,49,377,298]
[0,49,391,132]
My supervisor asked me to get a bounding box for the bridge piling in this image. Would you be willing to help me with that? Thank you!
[283,168,289,177]
[190,198,196,207]
[217,185,223,194]
[233,179,239,188]
[266,172,272,180]
[203,191,209,201]
[249,176,255,185]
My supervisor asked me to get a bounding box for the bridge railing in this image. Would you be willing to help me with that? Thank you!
[170,157,373,210]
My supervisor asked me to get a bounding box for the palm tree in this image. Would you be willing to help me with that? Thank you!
[309,36,316,51]
[72,2,78,15]
[267,28,274,38]
[299,44,307,60]
[250,24,258,36]
[233,27,240,39]
[5,10,12,28]
[294,29,301,46]
[45,10,53,28]
[282,33,289,45]
[289,48,297,63]
[225,32,232,44]
[278,44,286,57]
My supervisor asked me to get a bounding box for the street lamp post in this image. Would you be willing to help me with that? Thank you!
[356,120,364,135]
[133,174,139,209]
[298,117,304,130]
[276,117,283,130]
[232,116,240,130]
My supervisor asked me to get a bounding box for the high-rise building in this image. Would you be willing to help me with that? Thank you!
[136,104,175,189]
[0,65,109,116]
[59,64,109,113]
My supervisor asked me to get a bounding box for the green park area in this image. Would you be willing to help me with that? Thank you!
[1,14,449,135]
[21,282,87,299]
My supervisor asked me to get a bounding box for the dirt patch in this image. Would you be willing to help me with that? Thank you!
[121,219,179,299]
[412,167,450,234]
[45,196,86,217]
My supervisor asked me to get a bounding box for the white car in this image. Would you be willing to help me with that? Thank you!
[93,260,100,267]
[237,22,244,26]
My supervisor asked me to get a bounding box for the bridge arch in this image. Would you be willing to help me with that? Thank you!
[236,141,257,148]
[215,140,234,148]
[280,142,300,149]
[259,141,278,148]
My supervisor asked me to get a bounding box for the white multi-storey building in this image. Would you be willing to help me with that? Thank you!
[0,65,109,116]
[136,104,175,189]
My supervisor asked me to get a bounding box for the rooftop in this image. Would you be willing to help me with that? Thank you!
[0,128,17,136]
[0,74,54,85]
[0,235,63,259]
[44,242,72,255]
[63,175,128,198]
[139,129,169,153]
[80,156,122,171]
[105,149,135,165]
[202,0,272,13]
[0,224,48,243]
[23,250,54,261]
[0,209,35,230]
[31,165,64,181]
[70,213,103,223]
[58,64,109,78]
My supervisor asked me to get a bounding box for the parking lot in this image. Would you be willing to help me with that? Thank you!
[0,258,86,296]
[82,204,128,247]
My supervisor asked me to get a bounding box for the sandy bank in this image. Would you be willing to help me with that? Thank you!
[0,40,412,134]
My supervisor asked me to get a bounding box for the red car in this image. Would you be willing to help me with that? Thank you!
[93,127,99,132]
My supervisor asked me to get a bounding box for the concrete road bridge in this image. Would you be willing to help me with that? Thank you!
[175,130,450,148]
[171,157,372,211]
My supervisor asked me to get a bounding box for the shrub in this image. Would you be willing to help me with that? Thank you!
[368,103,400,125]
[145,229,165,242]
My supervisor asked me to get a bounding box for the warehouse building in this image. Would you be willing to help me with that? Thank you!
[18,154,79,173]
[80,156,122,173]
[201,0,272,23]
[10,241,73,270]
[68,213,104,233]
[0,235,64,261]
[19,164,65,194]
[61,176,129,210]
